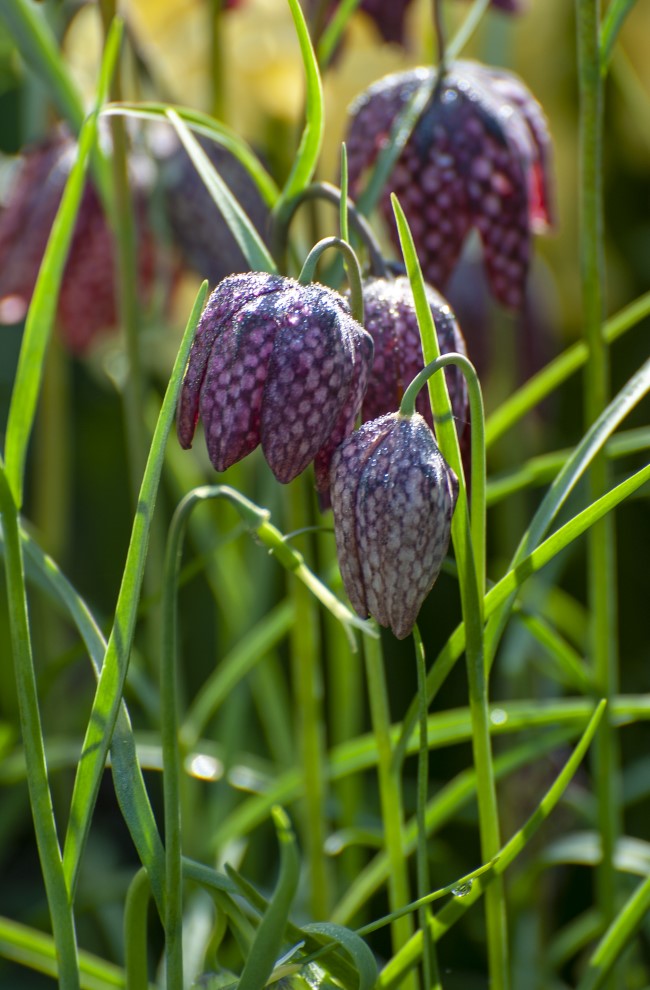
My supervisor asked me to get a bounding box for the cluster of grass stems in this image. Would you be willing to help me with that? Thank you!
[0,0,649,988]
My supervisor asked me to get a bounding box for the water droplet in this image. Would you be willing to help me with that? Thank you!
[451,881,473,898]
[490,707,508,726]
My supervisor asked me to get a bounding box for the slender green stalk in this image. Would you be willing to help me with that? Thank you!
[287,476,329,920]
[413,626,440,989]
[99,3,148,506]
[298,236,365,325]
[363,631,416,984]
[393,197,507,987]
[576,0,621,955]
[0,465,80,990]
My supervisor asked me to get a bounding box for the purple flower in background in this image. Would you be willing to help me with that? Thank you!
[177,272,373,487]
[330,411,458,639]
[0,127,159,353]
[345,60,553,309]
[359,275,468,433]
[155,130,271,287]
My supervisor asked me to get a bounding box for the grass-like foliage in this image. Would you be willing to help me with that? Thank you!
[0,1,649,989]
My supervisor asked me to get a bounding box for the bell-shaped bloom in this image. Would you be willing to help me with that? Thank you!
[154,130,271,287]
[0,127,158,353]
[360,275,468,433]
[345,60,553,309]
[330,411,458,639]
[177,271,374,487]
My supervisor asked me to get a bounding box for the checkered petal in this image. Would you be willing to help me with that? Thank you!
[330,412,458,639]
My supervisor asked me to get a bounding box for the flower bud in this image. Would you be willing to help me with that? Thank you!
[177,271,374,486]
[330,412,458,639]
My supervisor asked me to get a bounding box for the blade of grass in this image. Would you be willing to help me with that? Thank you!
[276,0,324,207]
[600,0,639,71]
[576,870,650,990]
[484,289,650,448]
[103,102,280,205]
[237,807,300,990]
[393,195,508,988]
[0,915,133,990]
[19,529,166,915]
[3,18,123,508]
[0,463,80,990]
[0,0,85,134]
[61,281,208,899]
[377,701,607,989]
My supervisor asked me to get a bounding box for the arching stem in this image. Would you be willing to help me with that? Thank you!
[299,236,365,325]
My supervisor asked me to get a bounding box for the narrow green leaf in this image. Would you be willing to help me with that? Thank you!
[167,109,277,273]
[377,701,607,990]
[3,19,123,508]
[0,916,132,989]
[278,0,324,204]
[303,922,377,990]
[103,101,280,206]
[0,0,85,133]
[61,281,208,898]
[18,530,166,915]
[600,0,639,71]
[237,807,300,990]
[317,0,363,67]
[577,871,650,989]
[485,289,650,448]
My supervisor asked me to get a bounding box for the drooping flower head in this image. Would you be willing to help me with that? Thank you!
[345,60,553,309]
[155,130,270,287]
[177,271,374,488]
[359,275,468,433]
[0,127,158,353]
[330,411,458,639]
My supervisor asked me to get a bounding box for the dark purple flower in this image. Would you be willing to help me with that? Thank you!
[345,60,554,309]
[359,275,468,433]
[155,131,271,287]
[0,127,160,353]
[0,129,160,354]
[177,272,374,486]
[330,412,458,639]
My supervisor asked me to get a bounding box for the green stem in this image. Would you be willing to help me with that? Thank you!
[287,477,329,920]
[363,630,416,985]
[99,3,148,505]
[298,236,365,324]
[0,465,80,990]
[446,0,492,60]
[392,197,507,987]
[413,626,440,989]
[576,0,620,955]
[271,180,387,276]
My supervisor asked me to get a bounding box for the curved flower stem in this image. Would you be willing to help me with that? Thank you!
[576,0,620,969]
[272,182,386,277]
[413,625,441,989]
[400,352,486,600]
[363,629,416,988]
[299,236,365,325]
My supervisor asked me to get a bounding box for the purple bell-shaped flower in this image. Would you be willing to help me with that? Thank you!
[330,411,458,639]
[360,275,468,434]
[177,271,374,487]
[345,60,553,309]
